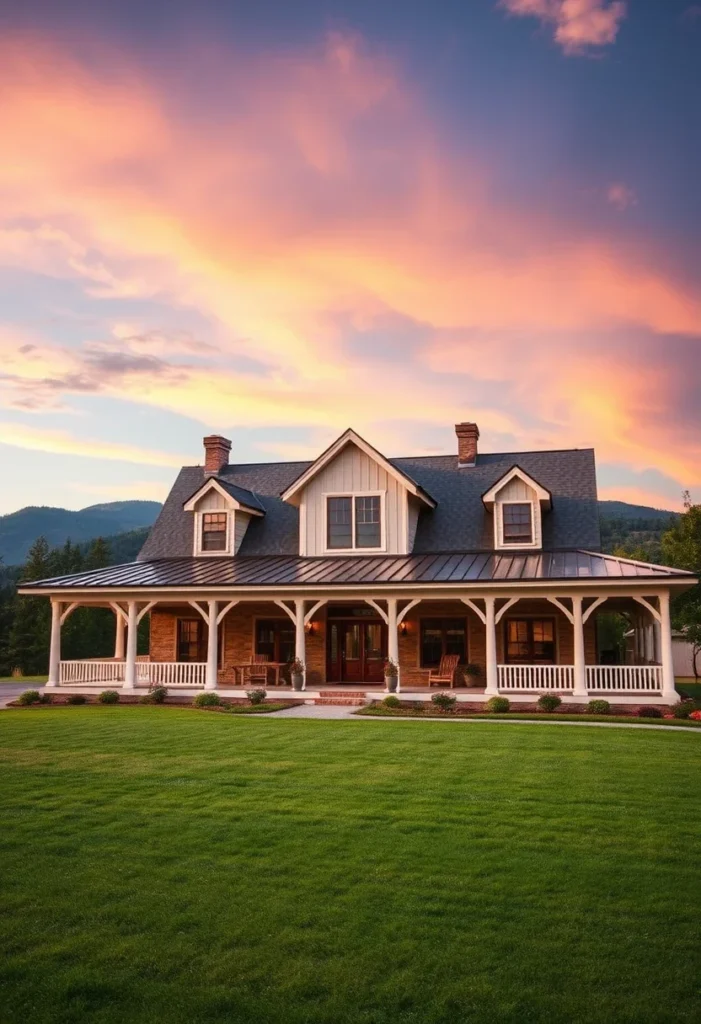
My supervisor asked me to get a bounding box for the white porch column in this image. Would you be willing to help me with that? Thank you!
[659,590,677,703]
[205,599,218,690]
[387,597,399,693]
[644,624,654,664]
[47,599,61,687]
[124,600,138,690]
[114,610,125,660]
[295,598,306,689]
[572,595,587,698]
[485,596,498,695]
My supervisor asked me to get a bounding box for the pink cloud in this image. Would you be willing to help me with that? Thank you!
[501,0,627,54]
[606,182,637,210]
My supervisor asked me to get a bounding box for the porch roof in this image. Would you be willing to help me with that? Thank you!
[19,550,696,592]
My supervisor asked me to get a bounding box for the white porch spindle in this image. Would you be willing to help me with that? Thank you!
[47,600,61,687]
[485,596,498,695]
[124,600,138,690]
[205,599,219,690]
[295,597,306,689]
[387,597,399,693]
[572,595,587,698]
[659,590,677,703]
[114,611,125,660]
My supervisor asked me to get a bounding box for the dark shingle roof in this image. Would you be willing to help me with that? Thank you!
[138,448,601,561]
[20,550,693,592]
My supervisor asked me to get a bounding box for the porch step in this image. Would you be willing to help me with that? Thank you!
[313,697,368,706]
[322,690,368,698]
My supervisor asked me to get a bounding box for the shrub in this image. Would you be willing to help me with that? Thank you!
[431,692,457,711]
[98,690,120,704]
[193,691,221,707]
[139,694,152,704]
[66,694,87,705]
[587,699,611,715]
[148,686,168,704]
[17,690,41,705]
[638,706,663,718]
[382,695,401,708]
[464,663,482,686]
[690,710,701,721]
[247,688,267,705]
[537,694,562,713]
[673,702,695,719]
[39,693,54,704]
[486,696,510,714]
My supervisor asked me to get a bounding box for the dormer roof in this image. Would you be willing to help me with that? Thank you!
[182,476,266,516]
[481,465,553,510]
[280,428,437,508]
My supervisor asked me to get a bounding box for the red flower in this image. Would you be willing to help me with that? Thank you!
[689,710,701,721]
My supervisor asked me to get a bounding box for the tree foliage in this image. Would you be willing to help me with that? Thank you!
[661,492,701,680]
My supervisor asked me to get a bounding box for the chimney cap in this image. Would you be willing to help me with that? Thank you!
[455,422,480,437]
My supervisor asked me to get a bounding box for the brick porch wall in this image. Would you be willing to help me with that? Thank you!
[149,603,327,687]
[149,598,596,688]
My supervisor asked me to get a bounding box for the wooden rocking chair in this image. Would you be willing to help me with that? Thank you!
[427,654,460,688]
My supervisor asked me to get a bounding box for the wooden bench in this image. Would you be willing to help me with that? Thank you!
[427,654,460,688]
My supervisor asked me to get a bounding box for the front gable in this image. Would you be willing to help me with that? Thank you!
[281,430,435,557]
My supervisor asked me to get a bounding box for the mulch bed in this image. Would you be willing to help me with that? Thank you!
[7,696,301,712]
[361,700,674,718]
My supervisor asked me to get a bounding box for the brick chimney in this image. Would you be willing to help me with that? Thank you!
[203,435,232,475]
[455,422,479,466]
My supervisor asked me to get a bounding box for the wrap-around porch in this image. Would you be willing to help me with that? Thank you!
[46,586,678,704]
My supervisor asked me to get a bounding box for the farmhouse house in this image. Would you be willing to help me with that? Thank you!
[20,424,697,705]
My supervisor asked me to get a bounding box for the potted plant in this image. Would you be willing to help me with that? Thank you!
[290,657,305,691]
[464,663,483,688]
[384,658,399,693]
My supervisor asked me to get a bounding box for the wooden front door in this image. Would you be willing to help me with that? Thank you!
[327,619,387,682]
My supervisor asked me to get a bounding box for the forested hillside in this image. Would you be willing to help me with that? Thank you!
[0,501,161,564]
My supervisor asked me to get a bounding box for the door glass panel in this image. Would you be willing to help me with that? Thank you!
[344,624,361,660]
[365,623,383,659]
[330,623,338,663]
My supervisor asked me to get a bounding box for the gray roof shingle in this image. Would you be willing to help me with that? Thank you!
[137,447,601,561]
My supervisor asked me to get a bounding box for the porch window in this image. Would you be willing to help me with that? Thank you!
[255,619,295,664]
[201,512,228,551]
[505,618,555,663]
[178,619,204,662]
[502,503,533,545]
[177,619,223,665]
[326,495,382,550]
[420,618,467,668]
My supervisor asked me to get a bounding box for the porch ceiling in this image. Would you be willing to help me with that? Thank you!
[19,550,696,593]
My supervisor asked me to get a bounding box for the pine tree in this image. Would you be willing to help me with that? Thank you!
[5,537,53,675]
[661,493,701,681]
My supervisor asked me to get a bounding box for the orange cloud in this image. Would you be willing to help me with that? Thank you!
[0,29,698,500]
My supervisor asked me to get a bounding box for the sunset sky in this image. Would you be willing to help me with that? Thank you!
[0,0,699,515]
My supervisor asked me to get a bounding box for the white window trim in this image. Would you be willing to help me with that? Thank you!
[495,499,541,551]
[322,490,387,555]
[193,509,234,557]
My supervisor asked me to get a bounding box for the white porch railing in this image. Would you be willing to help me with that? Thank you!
[60,660,126,684]
[498,665,574,692]
[586,665,662,693]
[136,662,207,687]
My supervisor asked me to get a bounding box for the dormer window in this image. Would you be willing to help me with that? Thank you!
[326,494,383,552]
[502,503,533,545]
[202,512,227,551]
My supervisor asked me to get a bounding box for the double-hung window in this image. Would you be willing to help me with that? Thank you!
[505,619,555,663]
[326,495,382,551]
[502,503,533,545]
[201,512,227,551]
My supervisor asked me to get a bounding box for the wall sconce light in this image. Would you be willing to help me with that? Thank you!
[305,622,315,636]
[399,622,407,636]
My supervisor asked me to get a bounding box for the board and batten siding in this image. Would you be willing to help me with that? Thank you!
[494,477,542,548]
[299,442,410,556]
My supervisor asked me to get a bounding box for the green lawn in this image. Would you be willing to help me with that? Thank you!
[1,710,700,1024]
[0,675,48,684]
